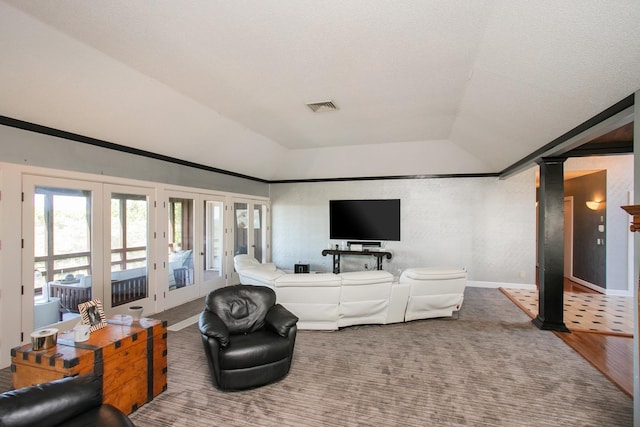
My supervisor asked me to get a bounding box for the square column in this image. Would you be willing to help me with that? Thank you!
[533,157,569,332]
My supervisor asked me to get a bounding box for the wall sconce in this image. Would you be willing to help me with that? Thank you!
[586,200,605,210]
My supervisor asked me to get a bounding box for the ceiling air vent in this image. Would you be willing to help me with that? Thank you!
[306,100,338,113]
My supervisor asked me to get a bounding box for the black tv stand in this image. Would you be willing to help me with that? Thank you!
[321,249,392,274]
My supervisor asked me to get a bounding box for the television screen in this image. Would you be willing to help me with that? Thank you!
[329,199,400,241]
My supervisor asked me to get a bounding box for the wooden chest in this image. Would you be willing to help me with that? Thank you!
[11,341,95,387]
[11,317,167,415]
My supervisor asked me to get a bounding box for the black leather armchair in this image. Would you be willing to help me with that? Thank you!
[198,284,299,391]
[0,374,134,427]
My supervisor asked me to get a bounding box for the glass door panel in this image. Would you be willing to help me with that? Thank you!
[35,187,92,326]
[234,202,248,257]
[109,192,150,309]
[26,180,101,332]
[168,197,195,291]
[203,199,225,288]
[232,199,270,279]
[253,203,267,263]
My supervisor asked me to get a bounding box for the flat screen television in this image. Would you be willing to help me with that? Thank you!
[329,199,400,241]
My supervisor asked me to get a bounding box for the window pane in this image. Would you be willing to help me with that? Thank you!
[169,197,194,290]
[204,200,224,280]
[253,204,265,263]
[52,194,90,255]
[111,198,123,249]
[34,186,93,328]
[34,194,47,258]
[111,193,149,307]
[126,199,148,247]
[54,257,90,276]
[234,202,248,256]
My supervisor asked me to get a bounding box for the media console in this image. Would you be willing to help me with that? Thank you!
[321,249,392,273]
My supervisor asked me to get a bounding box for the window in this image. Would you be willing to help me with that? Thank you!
[168,197,195,290]
[111,194,147,272]
[233,201,269,263]
[34,187,92,294]
[203,199,224,281]
[110,193,149,306]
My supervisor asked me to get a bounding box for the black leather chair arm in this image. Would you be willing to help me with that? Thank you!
[199,310,230,346]
[265,304,299,337]
[0,374,132,427]
[64,403,134,427]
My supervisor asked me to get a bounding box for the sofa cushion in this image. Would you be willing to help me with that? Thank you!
[402,268,466,281]
[338,272,393,327]
[275,273,342,287]
[234,255,271,271]
[339,270,393,285]
[240,268,284,284]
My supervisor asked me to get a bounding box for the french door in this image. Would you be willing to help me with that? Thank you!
[231,199,270,283]
[201,196,227,293]
[104,185,155,316]
[163,192,231,309]
[23,176,104,333]
[20,174,271,330]
[165,191,198,308]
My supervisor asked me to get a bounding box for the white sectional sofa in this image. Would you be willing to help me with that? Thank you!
[400,267,466,321]
[233,255,466,330]
[234,255,286,288]
[274,272,343,330]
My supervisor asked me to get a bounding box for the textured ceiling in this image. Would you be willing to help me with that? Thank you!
[0,1,639,180]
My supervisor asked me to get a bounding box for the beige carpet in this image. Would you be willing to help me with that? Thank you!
[500,288,633,337]
[126,288,632,426]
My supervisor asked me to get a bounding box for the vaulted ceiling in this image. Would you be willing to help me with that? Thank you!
[1,1,639,181]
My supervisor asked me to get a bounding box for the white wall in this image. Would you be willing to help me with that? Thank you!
[0,124,269,197]
[270,168,538,286]
[0,167,22,370]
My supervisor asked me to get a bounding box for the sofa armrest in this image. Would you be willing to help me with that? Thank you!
[198,310,230,347]
[0,374,103,427]
[65,404,135,427]
[266,304,299,336]
[260,262,277,272]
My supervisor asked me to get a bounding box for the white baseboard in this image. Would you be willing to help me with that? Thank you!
[467,280,536,290]
[604,289,633,297]
[569,276,605,293]
[167,314,199,331]
[468,279,632,297]
[568,276,632,297]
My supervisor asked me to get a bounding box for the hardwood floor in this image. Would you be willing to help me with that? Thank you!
[520,279,634,397]
[554,328,633,397]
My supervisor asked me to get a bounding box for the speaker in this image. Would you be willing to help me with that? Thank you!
[294,264,310,273]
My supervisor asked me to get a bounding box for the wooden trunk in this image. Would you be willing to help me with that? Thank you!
[10,342,95,388]
[11,317,167,415]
